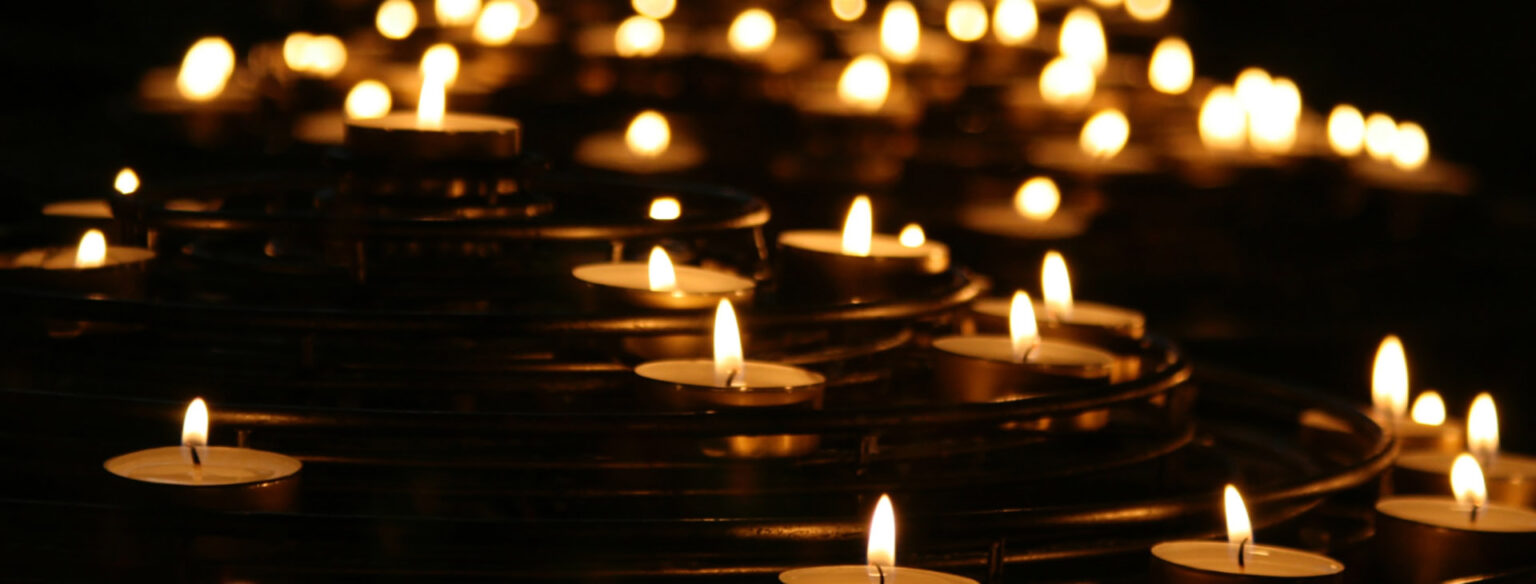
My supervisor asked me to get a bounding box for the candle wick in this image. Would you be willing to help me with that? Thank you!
[189,446,201,466]
[724,368,740,387]
[874,563,885,584]
[1237,537,1249,569]
[1471,504,1480,524]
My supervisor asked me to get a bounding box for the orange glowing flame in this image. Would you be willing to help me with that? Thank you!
[377,0,419,39]
[474,0,522,46]
[1148,37,1193,95]
[1233,68,1272,114]
[946,0,989,42]
[283,33,347,78]
[1080,109,1130,159]
[1451,453,1488,512]
[176,37,236,102]
[436,0,483,27]
[649,196,681,220]
[832,0,866,21]
[728,8,777,55]
[1363,113,1398,161]
[420,43,460,85]
[1327,104,1365,157]
[1247,76,1300,154]
[838,54,892,112]
[1014,177,1060,221]
[1468,392,1499,468]
[1126,0,1171,22]
[1041,251,1073,321]
[1411,391,1447,426]
[75,230,107,269]
[632,0,676,19]
[625,111,671,157]
[992,0,1037,46]
[345,80,393,120]
[1198,85,1246,151]
[1392,121,1429,171]
[1059,8,1107,75]
[182,397,209,449]
[880,1,921,64]
[114,168,140,196]
[647,246,677,292]
[713,299,745,387]
[1372,335,1409,422]
[512,0,539,29]
[615,16,665,58]
[1009,290,1040,363]
[1224,484,1254,568]
[868,494,896,572]
[417,79,447,129]
[898,224,925,247]
[1039,56,1095,110]
[842,195,874,257]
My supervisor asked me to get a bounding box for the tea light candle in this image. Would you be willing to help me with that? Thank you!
[933,291,1117,403]
[573,110,705,174]
[956,176,1097,241]
[1375,455,1536,584]
[345,79,520,159]
[1151,485,1345,583]
[780,494,978,584]
[973,251,1144,351]
[634,300,824,458]
[777,196,949,304]
[1367,336,1465,453]
[573,246,755,311]
[0,230,155,296]
[1393,393,1536,508]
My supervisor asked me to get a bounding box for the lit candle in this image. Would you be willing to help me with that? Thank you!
[955,176,1095,241]
[1027,109,1155,175]
[0,229,155,296]
[344,73,520,159]
[932,290,1119,403]
[573,110,705,174]
[634,300,825,458]
[1375,455,1536,584]
[43,167,139,221]
[293,79,393,146]
[1394,394,1536,508]
[1366,335,1463,453]
[777,195,950,304]
[971,251,1145,354]
[1148,37,1193,95]
[1151,485,1345,582]
[780,494,979,584]
[572,245,755,311]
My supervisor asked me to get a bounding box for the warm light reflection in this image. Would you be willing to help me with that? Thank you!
[1059,8,1107,75]
[1233,68,1272,114]
[632,0,676,20]
[946,0,989,42]
[417,80,447,128]
[1392,121,1429,171]
[114,168,140,196]
[1468,392,1499,467]
[898,224,925,247]
[283,33,314,71]
[345,80,393,119]
[615,16,665,57]
[177,37,236,102]
[75,230,107,269]
[436,0,483,27]
[649,196,681,220]
[625,110,671,158]
[1224,485,1254,567]
[1088,0,1120,7]
[1148,37,1193,95]
[728,8,777,54]
[1451,453,1488,512]
[1125,0,1171,22]
[1080,109,1130,159]
[880,1,921,64]
[284,33,347,78]
[992,0,1037,46]
[1013,177,1060,221]
[474,0,522,45]
[1363,113,1397,161]
[837,54,891,112]
[1247,81,1299,155]
[1327,104,1365,157]
[512,0,539,29]
[420,43,461,85]
[647,246,677,292]
[832,0,866,21]
[377,0,419,39]
[842,195,874,257]
[182,397,210,450]
[1411,391,1447,426]
[1009,290,1040,363]
[1041,251,1073,320]
[1038,56,1095,110]
[713,300,745,387]
[1198,86,1246,151]
[868,494,896,571]
[1371,335,1409,422]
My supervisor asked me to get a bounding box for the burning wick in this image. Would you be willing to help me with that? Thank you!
[869,563,886,584]
[1236,538,1249,569]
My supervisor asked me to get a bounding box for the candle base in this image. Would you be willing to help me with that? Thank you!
[635,359,825,458]
[929,335,1119,404]
[1390,453,1536,509]
[0,246,156,298]
[1374,498,1536,584]
[104,445,302,512]
[776,232,950,305]
[1150,541,1344,583]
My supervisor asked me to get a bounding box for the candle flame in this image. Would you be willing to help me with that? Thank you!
[649,196,681,220]
[1039,56,1095,110]
[1233,68,1272,114]
[1059,8,1106,75]
[842,195,874,257]
[417,79,447,129]
[1391,121,1429,171]
[838,55,892,112]
[176,37,235,102]
[647,246,677,292]
[512,0,539,29]
[832,0,866,21]
[1014,177,1060,221]
[114,167,140,196]
[1451,453,1488,512]
[283,33,347,78]
[946,0,989,42]
[435,0,483,27]
[867,494,896,572]
[1009,290,1040,363]
[625,110,671,158]
[345,80,393,120]
[728,8,777,54]
[1371,335,1409,422]
[74,230,108,269]
[1198,85,1246,151]
[1410,391,1447,426]
[1363,113,1398,161]
[632,0,676,19]
[420,43,461,85]
[898,224,925,247]
[880,1,921,64]
[182,397,209,449]
[615,16,665,57]
[1224,484,1254,568]
[1041,251,1073,320]
[1148,37,1193,95]
[1468,392,1499,468]
[474,0,522,46]
[1080,108,1130,159]
[713,300,745,387]
[1126,0,1171,22]
[377,0,419,39]
[992,0,1037,46]
[1247,76,1300,154]
[1327,104,1366,157]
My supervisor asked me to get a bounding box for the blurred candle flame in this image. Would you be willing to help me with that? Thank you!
[420,43,460,85]
[842,195,873,257]
[1148,37,1192,95]
[1363,112,1398,161]
[1391,121,1429,171]
[417,80,447,129]
[1059,8,1106,75]
[880,1,921,64]
[512,0,539,29]
[1224,485,1254,568]
[728,8,777,54]
[615,16,665,57]
[992,0,1037,46]
[474,0,522,46]
[632,0,675,19]
[832,0,866,21]
[1468,392,1499,468]
[1039,56,1095,110]
[114,168,140,196]
[838,54,891,112]
[1371,334,1409,422]
[868,494,896,573]
[284,33,347,78]
[1327,104,1365,157]
[435,0,483,27]
[649,196,681,220]
[377,0,419,39]
[1080,108,1130,159]
[1013,177,1060,221]
[713,300,745,387]
[1411,391,1447,426]
[946,0,989,42]
[1041,251,1073,320]
[625,110,671,158]
[1248,76,1300,154]
[1125,0,1171,22]
[1198,85,1246,151]
[1233,68,1272,114]
[1451,453,1488,513]
[345,80,393,120]
[898,224,925,247]
[75,230,107,269]
[1009,290,1040,363]
[177,37,236,102]
[647,246,677,292]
